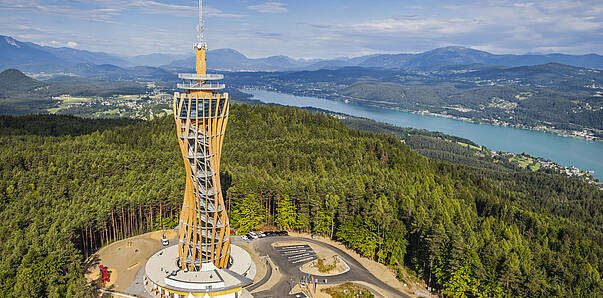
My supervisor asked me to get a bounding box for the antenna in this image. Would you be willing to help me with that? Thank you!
[196,0,207,49]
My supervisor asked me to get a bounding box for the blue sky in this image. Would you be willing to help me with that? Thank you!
[1,0,602,58]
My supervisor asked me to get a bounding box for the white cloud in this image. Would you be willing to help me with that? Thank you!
[39,40,79,48]
[302,0,603,56]
[0,0,245,18]
[248,2,288,13]
[345,17,479,35]
[1,0,602,57]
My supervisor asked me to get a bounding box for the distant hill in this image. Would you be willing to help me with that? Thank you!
[167,46,603,71]
[340,47,603,70]
[0,36,130,69]
[0,36,65,69]
[4,35,602,74]
[128,53,188,67]
[0,69,45,94]
[15,62,176,81]
[303,55,381,70]
[0,69,149,115]
[0,69,54,115]
[225,63,603,90]
[459,62,603,90]
[168,48,308,71]
[403,47,603,69]
[357,53,415,68]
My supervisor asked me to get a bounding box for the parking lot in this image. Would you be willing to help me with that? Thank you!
[274,244,317,265]
[240,230,289,241]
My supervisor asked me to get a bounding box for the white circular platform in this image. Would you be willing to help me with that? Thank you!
[144,245,254,297]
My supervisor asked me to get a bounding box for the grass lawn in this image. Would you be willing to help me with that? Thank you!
[322,282,374,298]
[53,96,92,104]
[114,95,140,101]
[509,156,534,169]
[456,142,482,151]
[529,162,541,171]
[47,107,63,114]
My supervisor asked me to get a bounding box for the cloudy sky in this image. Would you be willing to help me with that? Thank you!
[1,0,602,59]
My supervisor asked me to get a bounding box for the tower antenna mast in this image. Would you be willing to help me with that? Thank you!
[197,0,207,49]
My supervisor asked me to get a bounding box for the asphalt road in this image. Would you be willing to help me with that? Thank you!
[246,257,272,292]
[236,236,411,298]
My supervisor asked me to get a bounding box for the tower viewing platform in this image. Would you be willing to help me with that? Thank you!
[177,73,226,91]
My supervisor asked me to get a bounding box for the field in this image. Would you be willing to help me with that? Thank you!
[48,96,94,114]
[93,108,121,117]
[456,141,482,151]
[113,95,141,101]
[509,155,541,171]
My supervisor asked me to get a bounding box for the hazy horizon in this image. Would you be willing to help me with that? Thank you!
[1,0,602,59]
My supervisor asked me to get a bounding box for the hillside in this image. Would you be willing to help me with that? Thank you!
[168,48,305,71]
[0,69,46,94]
[4,36,602,74]
[14,62,175,81]
[0,36,65,68]
[353,47,603,70]
[168,46,603,71]
[0,107,600,297]
[0,69,149,115]
[0,35,130,69]
[0,69,54,114]
[459,63,603,90]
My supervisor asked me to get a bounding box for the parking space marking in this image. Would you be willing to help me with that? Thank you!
[282,249,311,254]
[274,244,318,266]
[287,253,315,260]
[292,256,316,264]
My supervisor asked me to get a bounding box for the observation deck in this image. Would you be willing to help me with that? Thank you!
[177,73,226,91]
[178,73,224,80]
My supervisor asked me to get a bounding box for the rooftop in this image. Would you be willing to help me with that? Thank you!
[145,244,253,293]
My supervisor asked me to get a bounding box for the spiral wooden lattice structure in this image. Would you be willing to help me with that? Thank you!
[173,44,231,271]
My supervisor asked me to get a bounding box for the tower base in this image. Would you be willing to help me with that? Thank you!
[144,245,254,297]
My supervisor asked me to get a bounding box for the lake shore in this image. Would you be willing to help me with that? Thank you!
[336,94,601,142]
[245,89,603,180]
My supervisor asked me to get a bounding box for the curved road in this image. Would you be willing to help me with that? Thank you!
[246,257,272,292]
[236,236,410,298]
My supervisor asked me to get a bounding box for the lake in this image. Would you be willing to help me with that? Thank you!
[247,89,603,179]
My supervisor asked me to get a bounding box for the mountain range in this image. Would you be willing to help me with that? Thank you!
[0,36,131,68]
[2,35,603,74]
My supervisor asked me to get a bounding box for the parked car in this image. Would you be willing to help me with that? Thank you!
[258,231,266,238]
[248,232,258,239]
[241,235,248,240]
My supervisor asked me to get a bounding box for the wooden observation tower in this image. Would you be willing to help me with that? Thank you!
[172,0,231,271]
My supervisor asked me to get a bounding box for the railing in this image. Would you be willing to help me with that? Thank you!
[175,94,228,99]
[177,83,225,90]
[178,73,224,80]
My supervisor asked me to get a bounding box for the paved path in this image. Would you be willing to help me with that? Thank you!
[236,236,411,298]
[246,257,272,292]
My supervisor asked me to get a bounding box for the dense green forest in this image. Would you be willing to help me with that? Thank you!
[0,105,601,297]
